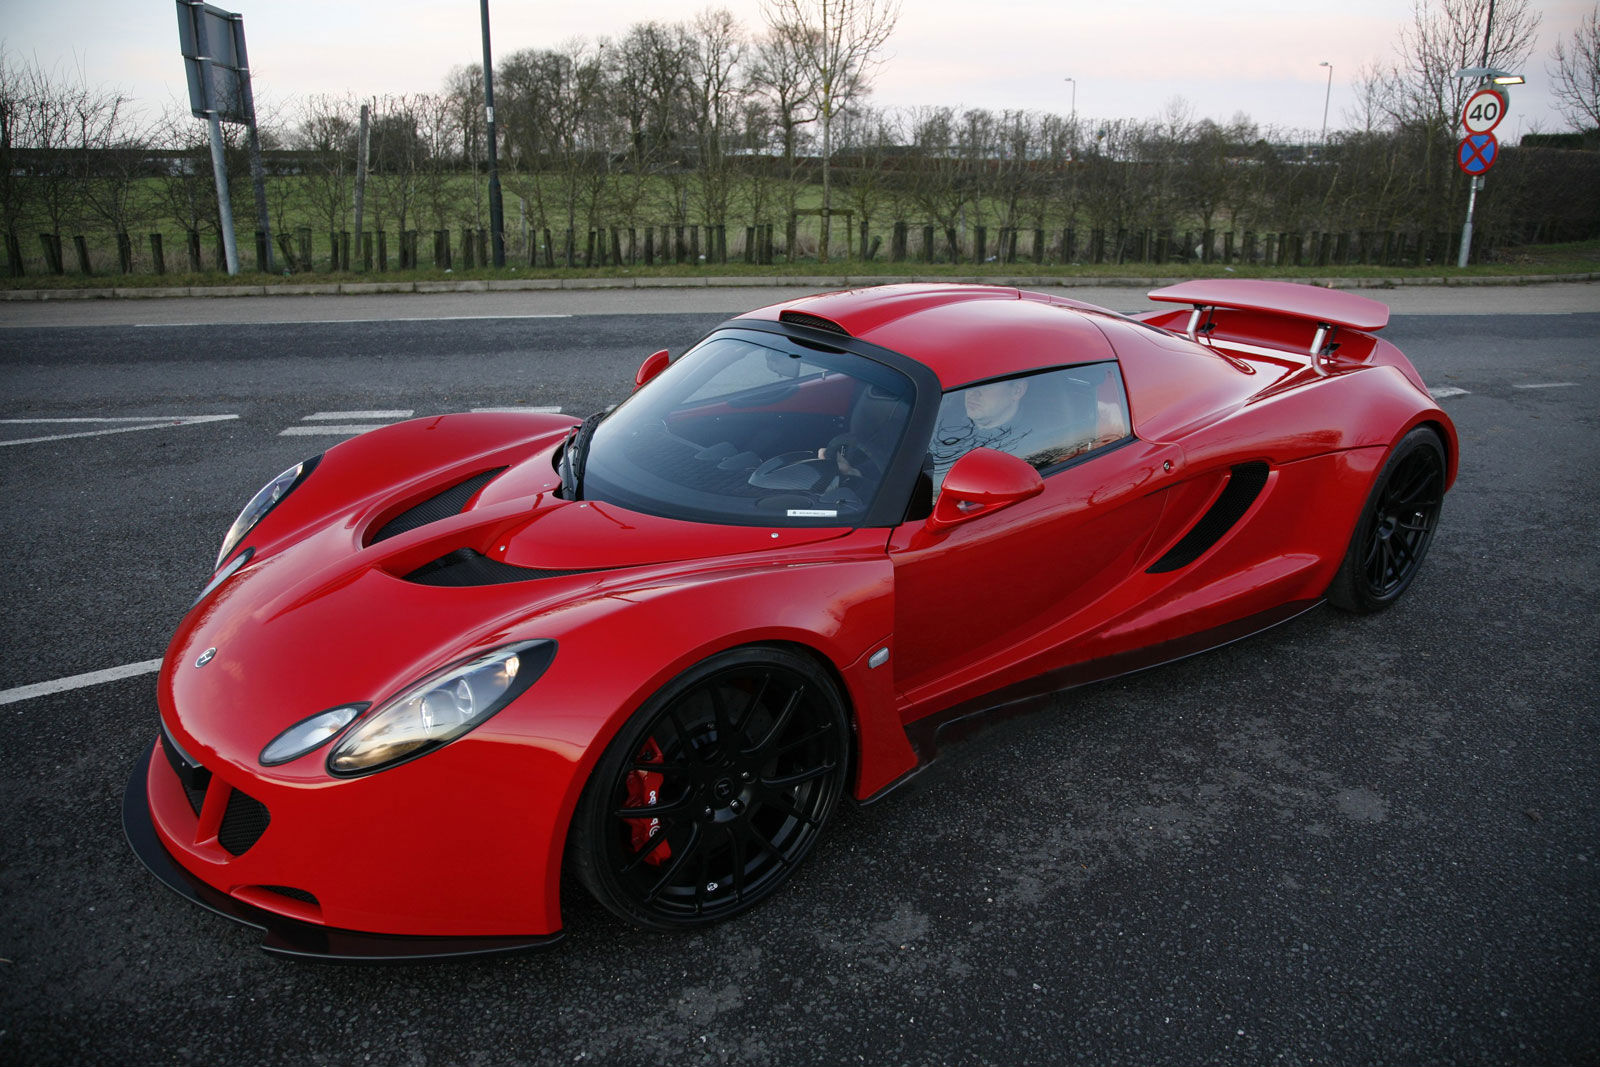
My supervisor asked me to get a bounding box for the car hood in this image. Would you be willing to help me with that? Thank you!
[161,448,859,776]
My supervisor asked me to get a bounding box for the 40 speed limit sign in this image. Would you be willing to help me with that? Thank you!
[1462,89,1506,134]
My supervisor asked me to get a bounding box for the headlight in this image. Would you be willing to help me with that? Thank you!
[327,641,556,777]
[216,456,320,569]
[260,704,366,766]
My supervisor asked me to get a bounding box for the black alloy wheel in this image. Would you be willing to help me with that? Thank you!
[570,646,850,930]
[1328,426,1446,613]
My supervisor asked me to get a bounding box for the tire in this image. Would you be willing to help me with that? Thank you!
[569,646,850,931]
[1327,426,1447,614]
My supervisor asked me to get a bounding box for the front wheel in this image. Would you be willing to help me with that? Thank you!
[1327,426,1446,613]
[568,646,850,931]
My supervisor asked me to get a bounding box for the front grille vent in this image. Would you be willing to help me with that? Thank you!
[779,310,851,336]
[1147,462,1270,573]
[260,885,319,906]
[218,787,272,855]
[403,548,595,587]
[370,468,507,544]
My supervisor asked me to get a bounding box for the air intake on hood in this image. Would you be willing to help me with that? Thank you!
[370,468,508,545]
[403,548,596,587]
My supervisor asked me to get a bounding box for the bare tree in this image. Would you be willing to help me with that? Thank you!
[761,0,899,261]
[686,8,748,233]
[749,23,818,224]
[1376,0,1541,131]
[1548,3,1600,130]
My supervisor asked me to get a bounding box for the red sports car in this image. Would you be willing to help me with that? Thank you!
[124,281,1457,958]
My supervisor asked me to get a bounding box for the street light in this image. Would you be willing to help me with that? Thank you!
[1063,76,1076,125]
[1318,61,1333,144]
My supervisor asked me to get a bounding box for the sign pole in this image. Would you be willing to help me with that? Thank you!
[184,1,239,275]
[1457,175,1481,268]
[231,13,272,273]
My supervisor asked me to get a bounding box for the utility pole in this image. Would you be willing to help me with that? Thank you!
[480,0,505,267]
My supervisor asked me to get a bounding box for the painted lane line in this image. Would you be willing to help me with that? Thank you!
[1428,386,1470,399]
[0,413,239,447]
[0,659,163,707]
[304,410,414,420]
[1513,382,1577,390]
[471,406,564,414]
[280,425,387,436]
[132,314,573,328]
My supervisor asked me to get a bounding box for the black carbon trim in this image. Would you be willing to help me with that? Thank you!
[403,548,596,587]
[260,885,319,906]
[218,787,271,856]
[1147,462,1271,574]
[370,468,508,545]
[779,310,851,336]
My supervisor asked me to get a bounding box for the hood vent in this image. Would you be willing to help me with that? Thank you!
[370,468,507,545]
[1147,462,1270,574]
[780,310,851,336]
[403,548,596,587]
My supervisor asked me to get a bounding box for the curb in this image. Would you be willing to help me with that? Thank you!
[1,271,1596,302]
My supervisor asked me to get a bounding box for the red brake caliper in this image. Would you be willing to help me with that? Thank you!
[625,738,671,866]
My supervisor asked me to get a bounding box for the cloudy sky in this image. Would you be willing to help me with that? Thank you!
[2,0,1591,141]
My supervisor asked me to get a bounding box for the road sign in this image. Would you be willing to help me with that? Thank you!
[1461,89,1506,135]
[1457,133,1498,176]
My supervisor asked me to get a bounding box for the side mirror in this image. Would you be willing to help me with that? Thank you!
[926,448,1044,533]
[634,349,671,389]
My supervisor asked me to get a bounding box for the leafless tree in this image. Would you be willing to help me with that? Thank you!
[761,0,899,261]
[749,23,819,224]
[1375,0,1540,131]
[1548,3,1600,130]
[686,8,749,232]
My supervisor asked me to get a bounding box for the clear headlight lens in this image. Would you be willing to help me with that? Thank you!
[260,704,365,766]
[327,640,555,777]
[216,457,319,570]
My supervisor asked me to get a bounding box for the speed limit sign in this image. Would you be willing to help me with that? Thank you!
[1462,89,1506,134]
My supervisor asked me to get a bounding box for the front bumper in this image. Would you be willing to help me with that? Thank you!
[122,741,563,961]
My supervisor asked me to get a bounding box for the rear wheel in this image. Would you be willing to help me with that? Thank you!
[1327,426,1446,613]
[569,646,849,930]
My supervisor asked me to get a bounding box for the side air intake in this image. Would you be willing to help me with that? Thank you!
[779,310,851,336]
[370,468,507,544]
[1147,462,1270,573]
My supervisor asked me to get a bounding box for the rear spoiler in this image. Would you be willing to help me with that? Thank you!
[1148,280,1389,357]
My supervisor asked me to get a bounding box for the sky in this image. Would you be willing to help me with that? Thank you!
[2,0,1592,143]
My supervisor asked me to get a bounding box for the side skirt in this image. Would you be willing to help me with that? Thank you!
[856,598,1323,806]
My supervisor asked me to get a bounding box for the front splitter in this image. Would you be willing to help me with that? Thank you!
[121,742,564,962]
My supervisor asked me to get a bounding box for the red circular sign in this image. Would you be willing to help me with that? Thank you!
[1457,132,1498,175]
[1461,89,1505,134]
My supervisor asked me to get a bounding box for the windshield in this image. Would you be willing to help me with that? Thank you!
[582,329,916,526]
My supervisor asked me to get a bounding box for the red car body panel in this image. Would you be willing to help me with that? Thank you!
[128,282,1457,953]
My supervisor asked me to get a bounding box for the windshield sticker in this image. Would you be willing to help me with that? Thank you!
[787,509,838,518]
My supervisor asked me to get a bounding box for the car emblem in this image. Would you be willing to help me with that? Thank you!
[195,647,217,668]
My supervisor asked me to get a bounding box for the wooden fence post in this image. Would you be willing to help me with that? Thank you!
[644,227,655,266]
[149,233,166,274]
[187,230,202,272]
[254,230,269,271]
[341,231,353,272]
[1063,228,1076,263]
[72,235,92,274]
[362,233,374,271]
[117,232,134,273]
[376,232,388,271]
[612,227,624,266]
[1032,228,1044,264]
[4,232,24,276]
[277,233,296,271]
[974,225,987,264]
[298,228,313,271]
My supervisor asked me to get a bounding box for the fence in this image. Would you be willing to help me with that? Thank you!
[3,219,1497,278]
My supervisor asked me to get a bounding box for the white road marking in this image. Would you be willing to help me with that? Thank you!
[471,405,563,414]
[304,410,414,420]
[0,413,239,447]
[1513,382,1577,390]
[280,424,386,436]
[132,314,573,327]
[1428,386,1470,399]
[0,659,163,707]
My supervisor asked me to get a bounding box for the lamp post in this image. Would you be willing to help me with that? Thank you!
[1063,76,1076,125]
[480,0,505,267]
[1318,61,1332,144]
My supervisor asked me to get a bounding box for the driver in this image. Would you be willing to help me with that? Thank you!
[928,379,1033,485]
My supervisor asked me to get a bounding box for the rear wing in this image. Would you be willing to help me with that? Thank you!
[1147,280,1389,358]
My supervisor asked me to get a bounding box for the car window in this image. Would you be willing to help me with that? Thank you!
[926,362,1131,493]
[582,330,916,527]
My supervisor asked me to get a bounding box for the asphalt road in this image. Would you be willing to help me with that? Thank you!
[1,287,1597,1065]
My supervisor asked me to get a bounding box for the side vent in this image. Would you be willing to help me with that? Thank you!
[1147,462,1270,574]
[779,310,851,336]
[371,468,507,544]
[404,548,595,587]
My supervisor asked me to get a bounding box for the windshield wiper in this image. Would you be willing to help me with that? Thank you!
[558,410,606,500]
